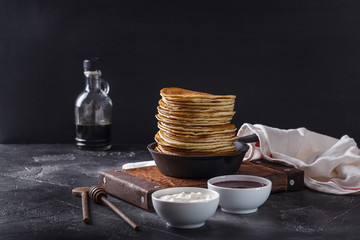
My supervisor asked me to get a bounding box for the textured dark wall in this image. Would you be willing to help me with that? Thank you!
[0,0,359,144]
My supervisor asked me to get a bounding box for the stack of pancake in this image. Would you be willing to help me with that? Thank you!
[155,87,238,156]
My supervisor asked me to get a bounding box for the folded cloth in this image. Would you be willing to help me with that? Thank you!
[238,123,360,195]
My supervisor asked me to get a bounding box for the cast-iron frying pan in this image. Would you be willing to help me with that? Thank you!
[147,134,259,179]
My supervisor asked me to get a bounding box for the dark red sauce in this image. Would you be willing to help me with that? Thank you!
[213,180,266,189]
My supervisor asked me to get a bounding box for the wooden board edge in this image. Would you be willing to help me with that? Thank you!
[251,159,304,191]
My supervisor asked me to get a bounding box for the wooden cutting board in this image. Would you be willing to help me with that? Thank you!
[98,160,304,212]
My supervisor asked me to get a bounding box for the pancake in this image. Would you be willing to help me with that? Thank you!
[162,97,235,105]
[160,87,236,100]
[155,132,236,152]
[159,130,238,143]
[157,105,235,118]
[154,87,238,156]
[156,114,231,126]
[156,144,237,156]
[159,99,235,112]
[157,122,237,136]
[157,111,235,120]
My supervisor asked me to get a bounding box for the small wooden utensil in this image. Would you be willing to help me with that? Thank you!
[89,185,139,230]
[72,187,90,224]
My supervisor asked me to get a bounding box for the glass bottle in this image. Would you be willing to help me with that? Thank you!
[75,57,112,150]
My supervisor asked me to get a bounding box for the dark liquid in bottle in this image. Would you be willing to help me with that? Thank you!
[213,180,266,188]
[75,123,111,150]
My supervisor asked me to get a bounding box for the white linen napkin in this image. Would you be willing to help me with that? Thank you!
[238,123,360,195]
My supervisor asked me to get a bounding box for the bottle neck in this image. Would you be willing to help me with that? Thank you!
[84,71,102,91]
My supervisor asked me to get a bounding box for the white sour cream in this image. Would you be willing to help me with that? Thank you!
[159,192,214,203]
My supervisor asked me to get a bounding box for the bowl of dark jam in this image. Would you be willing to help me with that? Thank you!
[207,175,272,214]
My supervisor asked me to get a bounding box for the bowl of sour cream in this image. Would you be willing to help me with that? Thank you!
[152,187,219,229]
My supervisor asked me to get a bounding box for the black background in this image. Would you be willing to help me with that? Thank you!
[0,0,359,144]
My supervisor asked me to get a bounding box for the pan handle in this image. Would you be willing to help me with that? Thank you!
[236,134,258,161]
[237,134,259,143]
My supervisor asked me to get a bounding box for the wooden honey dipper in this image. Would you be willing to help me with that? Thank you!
[89,185,139,230]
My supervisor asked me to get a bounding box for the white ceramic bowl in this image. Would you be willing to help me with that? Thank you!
[208,175,272,214]
[152,187,219,229]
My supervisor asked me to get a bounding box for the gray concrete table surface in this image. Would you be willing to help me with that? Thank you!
[0,144,359,240]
